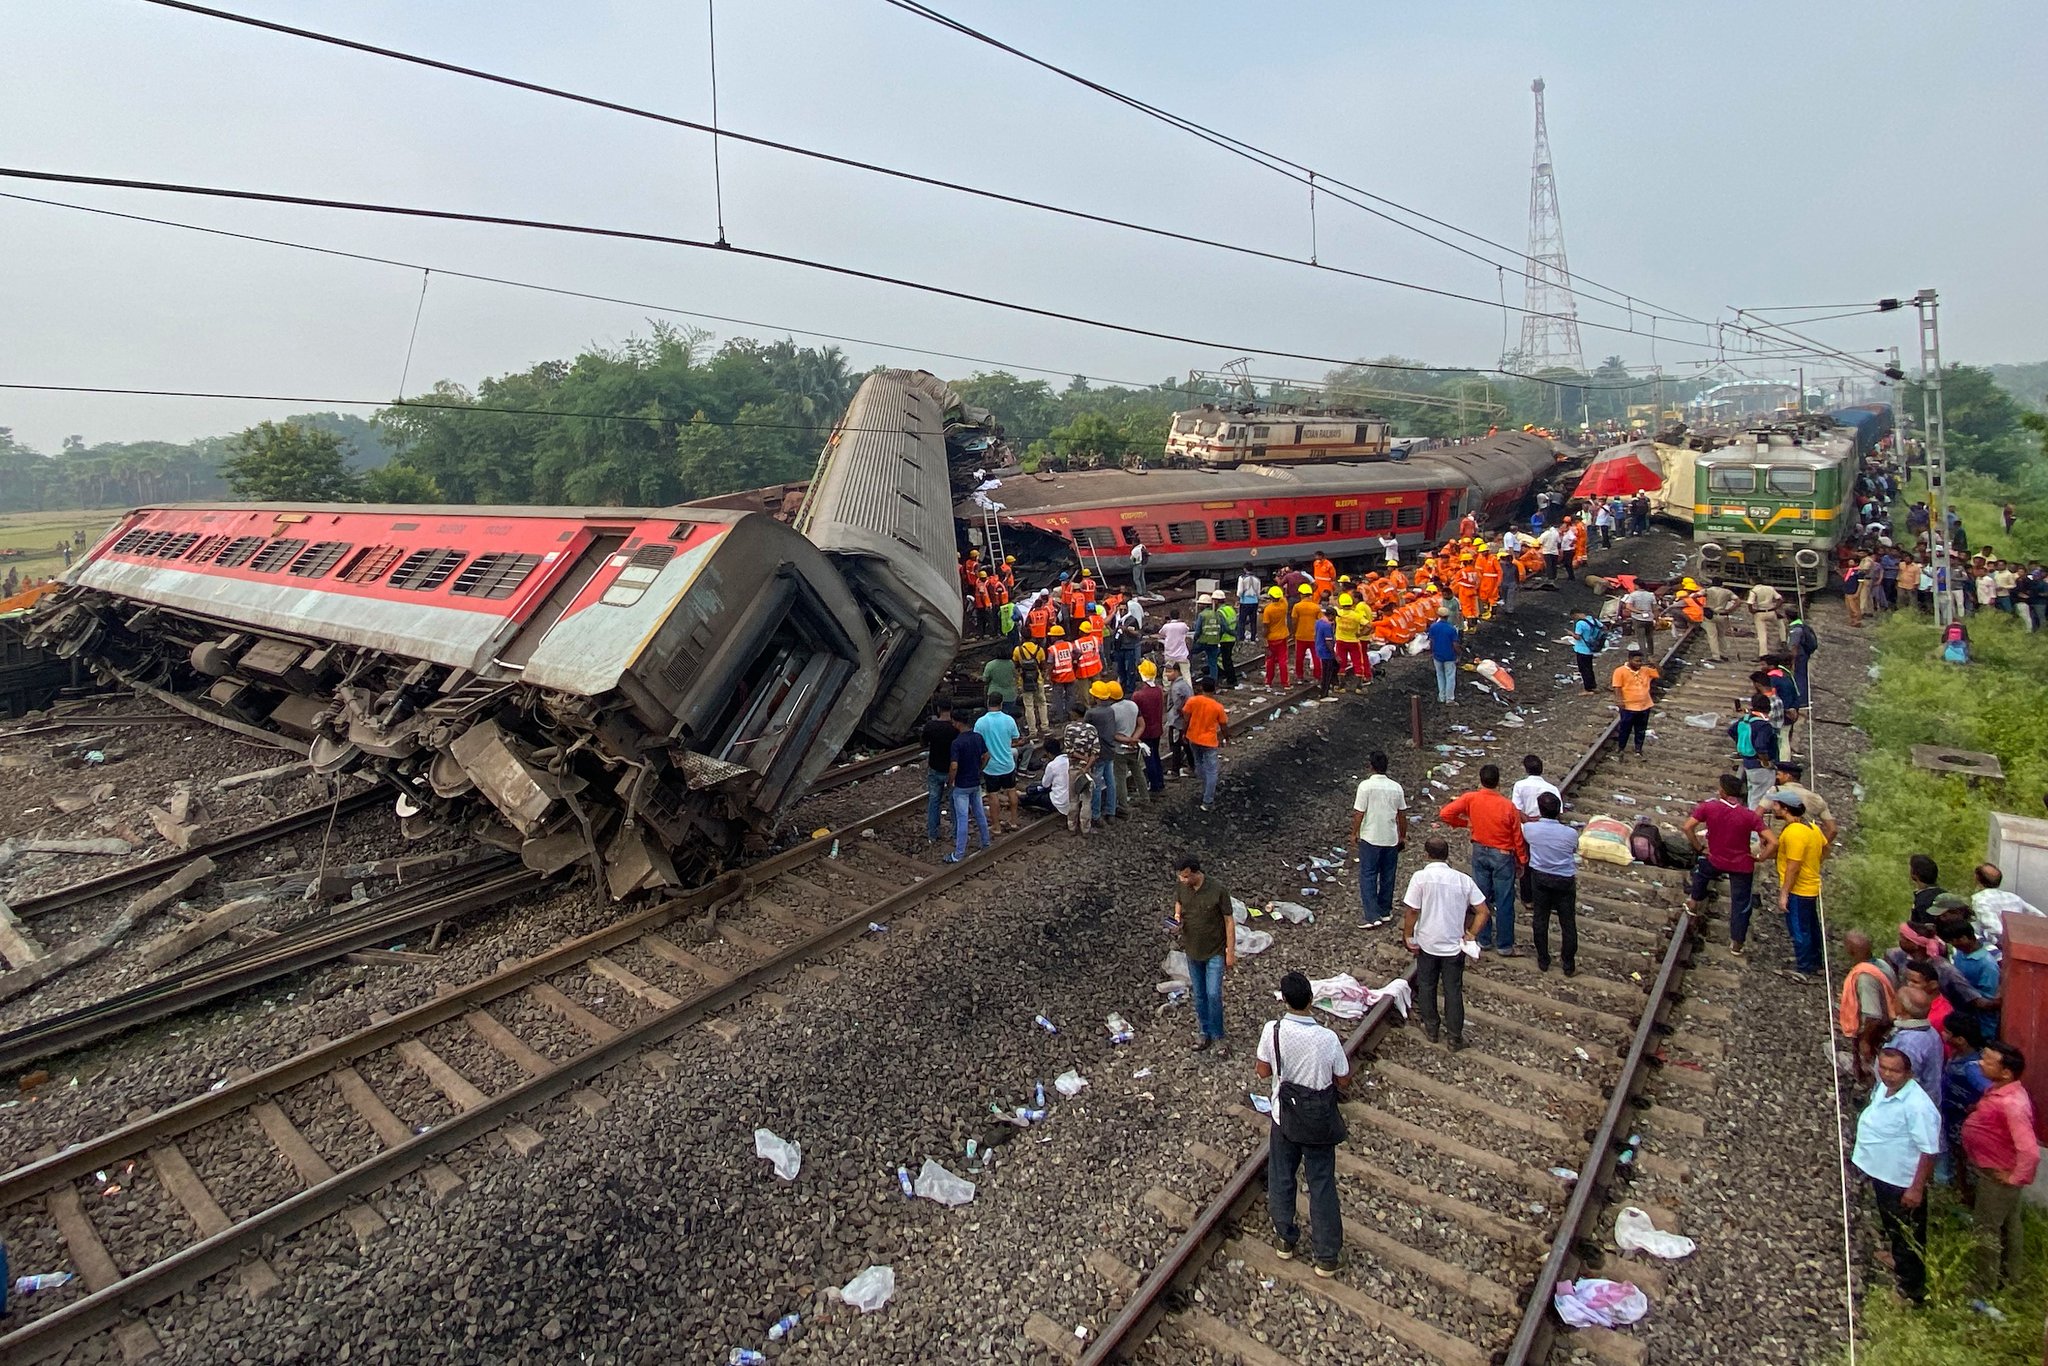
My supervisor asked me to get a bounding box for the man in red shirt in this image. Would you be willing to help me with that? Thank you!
[1962,1041,2038,1293]
[1438,764,1528,956]
[1683,773,1777,955]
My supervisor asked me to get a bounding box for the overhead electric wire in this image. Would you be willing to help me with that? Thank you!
[0,166,1828,389]
[128,0,1688,342]
[876,0,1725,337]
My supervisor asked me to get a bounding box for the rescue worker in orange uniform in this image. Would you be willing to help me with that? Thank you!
[1046,624,1077,722]
[1476,547,1504,619]
[1453,556,1483,634]
[973,572,996,639]
[1311,553,1337,601]
[1261,585,1292,686]
[999,555,1017,591]
[1291,583,1321,681]
[1026,595,1053,644]
[1073,620,1105,687]
[1079,573,1098,610]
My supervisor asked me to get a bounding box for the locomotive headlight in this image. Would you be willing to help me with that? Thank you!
[1699,542,1724,563]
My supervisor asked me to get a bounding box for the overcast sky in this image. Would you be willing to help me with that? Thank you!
[2,0,2042,450]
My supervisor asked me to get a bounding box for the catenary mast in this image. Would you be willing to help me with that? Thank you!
[1516,78,1585,377]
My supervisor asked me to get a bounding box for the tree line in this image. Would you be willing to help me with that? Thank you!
[1,329,2038,511]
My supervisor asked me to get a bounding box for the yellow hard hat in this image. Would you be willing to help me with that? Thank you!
[1471,537,1485,546]
[1048,624,1065,637]
[1106,682,1125,701]
[1298,583,1314,595]
[1339,593,1355,606]
[1079,620,1095,634]
[1138,660,1158,680]
[1089,680,1114,699]
[1268,586,1283,599]
[1004,555,1015,563]
[1681,577,1699,590]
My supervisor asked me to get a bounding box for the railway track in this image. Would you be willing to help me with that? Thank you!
[1056,626,1756,1366]
[0,677,1319,1362]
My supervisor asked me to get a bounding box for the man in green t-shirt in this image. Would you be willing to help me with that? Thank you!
[1173,855,1236,1055]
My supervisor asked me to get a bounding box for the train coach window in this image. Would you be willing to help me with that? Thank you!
[1213,518,1251,543]
[1167,521,1209,546]
[1767,468,1816,495]
[1071,527,1119,551]
[1707,467,1756,493]
[452,552,544,599]
[1120,524,1164,547]
[338,544,405,584]
[1255,516,1291,540]
[186,534,234,563]
[389,547,466,592]
[111,530,153,554]
[289,541,352,578]
[601,543,674,607]
[248,538,308,574]
[1333,510,1364,533]
[1294,514,1327,537]
[152,533,201,559]
[1364,509,1395,530]
[1395,507,1425,528]
[214,536,265,568]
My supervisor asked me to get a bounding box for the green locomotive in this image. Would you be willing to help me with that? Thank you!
[1691,418,1860,591]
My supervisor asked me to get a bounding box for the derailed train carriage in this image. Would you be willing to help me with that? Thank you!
[28,371,970,896]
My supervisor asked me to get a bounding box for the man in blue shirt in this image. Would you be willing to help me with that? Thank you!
[943,711,991,864]
[1570,612,1603,693]
[1851,1046,1941,1306]
[1313,607,1338,699]
[1940,921,2002,1040]
[1426,609,1461,704]
[974,693,1022,835]
[1522,791,1580,974]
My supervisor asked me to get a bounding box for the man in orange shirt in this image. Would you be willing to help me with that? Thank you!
[1291,583,1321,681]
[1452,557,1482,634]
[1181,677,1231,811]
[1260,586,1291,686]
[1311,553,1337,601]
[1609,644,1660,759]
[1439,762,1528,955]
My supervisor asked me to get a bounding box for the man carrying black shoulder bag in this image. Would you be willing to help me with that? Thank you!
[1256,970,1352,1276]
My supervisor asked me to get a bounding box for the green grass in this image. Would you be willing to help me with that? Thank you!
[1852,1203,2048,1364]
[1835,471,2048,1361]
[1832,608,2048,942]
[0,507,124,576]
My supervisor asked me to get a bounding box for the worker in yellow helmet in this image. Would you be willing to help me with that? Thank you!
[1263,585,1293,686]
[1335,591,1373,688]
[1291,582,1322,681]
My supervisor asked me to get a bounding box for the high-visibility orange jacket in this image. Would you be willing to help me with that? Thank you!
[1074,637,1104,678]
[1048,641,1077,682]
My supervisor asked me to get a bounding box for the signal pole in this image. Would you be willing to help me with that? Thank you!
[1913,289,1952,628]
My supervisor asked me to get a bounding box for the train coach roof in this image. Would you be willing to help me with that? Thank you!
[975,459,1468,515]
[136,502,752,524]
[1694,444,1843,468]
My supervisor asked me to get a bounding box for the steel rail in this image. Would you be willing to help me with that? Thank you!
[0,793,1043,1363]
[10,789,388,921]
[1081,625,1705,1363]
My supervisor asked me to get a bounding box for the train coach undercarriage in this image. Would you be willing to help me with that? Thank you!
[30,589,799,898]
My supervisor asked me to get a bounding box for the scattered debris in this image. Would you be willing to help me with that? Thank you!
[753,1128,801,1181]
[838,1264,896,1314]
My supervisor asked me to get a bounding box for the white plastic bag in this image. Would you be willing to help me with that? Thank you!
[840,1264,897,1313]
[911,1158,977,1207]
[754,1128,801,1181]
[1160,950,1191,982]
[1682,712,1721,730]
[1230,897,1250,924]
[1269,900,1315,924]
[1054,1069,1089,1098]
[1235,924,1274,955]
[1615,1206,1696,1260]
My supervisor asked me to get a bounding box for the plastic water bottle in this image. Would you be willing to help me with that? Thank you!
[829,839,840,859]
[730,1350,768,1365]
[14,1273,74,1295]
[1033,1014,1057,1034]
[896,1165,914,1198]
[768,1313,800,1340]
[1034,1081,1047,1110]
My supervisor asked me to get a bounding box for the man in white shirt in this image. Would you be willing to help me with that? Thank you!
[1401,836,1491,1050]
[1537,524,1562,582]
[1347,751,1409,928]
[1377,533,1401,567]
[1020,739,1071,819]
[1510,754,1560,819]
[1972,862,2044,952]
[1129,541,1149,597]
[1255,971,1352,1276]
[1235,567,1261,643]
[1745,581,1785,657]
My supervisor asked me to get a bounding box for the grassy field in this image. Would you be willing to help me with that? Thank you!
[1834,471,2048,1360]
[0,507,127,577]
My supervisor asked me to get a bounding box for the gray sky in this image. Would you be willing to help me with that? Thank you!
[3,0,2042,451]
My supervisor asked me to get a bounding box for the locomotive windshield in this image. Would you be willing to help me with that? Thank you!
[1766,468,1817,494]
[1706,466,1757,493]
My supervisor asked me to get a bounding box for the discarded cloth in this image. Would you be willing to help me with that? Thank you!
[754,1128,801,1181]
[1577,816,1634,866]
[1615,1207,1696,1259]
[1235,924,1274,955]
[1553,1278,1648,1328]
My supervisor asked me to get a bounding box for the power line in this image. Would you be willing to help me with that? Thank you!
[127,0,1689,342]
[876,0,1724,336]
[0,165,1826,388]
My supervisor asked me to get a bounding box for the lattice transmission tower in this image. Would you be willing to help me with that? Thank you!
[1516,78,1585,375]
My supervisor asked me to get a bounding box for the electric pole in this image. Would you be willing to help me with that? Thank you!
[1518,79,1585,378]
[1913,289,1952,628]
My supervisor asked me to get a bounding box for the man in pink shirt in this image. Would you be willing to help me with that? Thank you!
[1961,1040,2038,1293]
